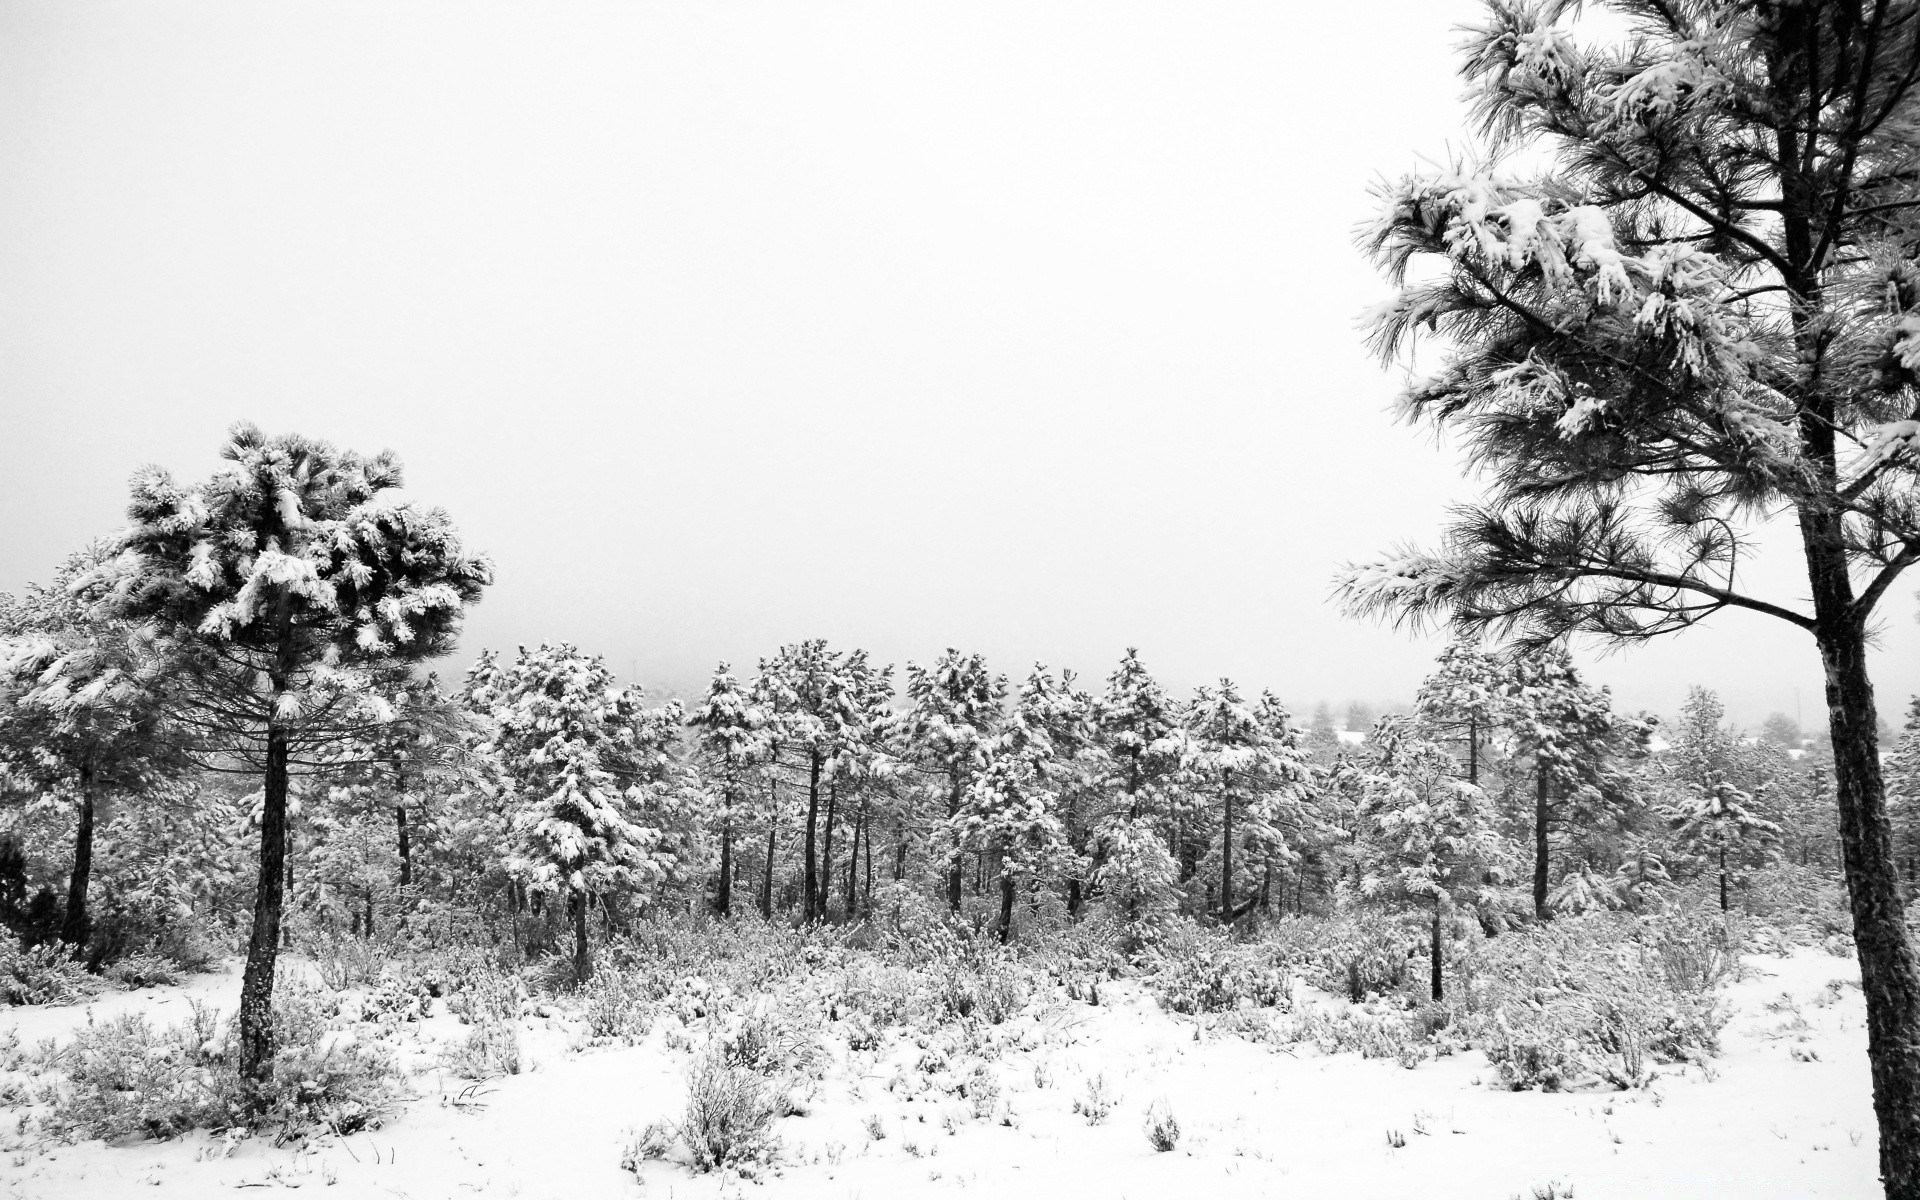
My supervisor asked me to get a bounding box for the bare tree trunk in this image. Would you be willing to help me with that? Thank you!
[996,871,1015,944]
[1728,837,1743,913]
[762,776,777,920]
[946,768,964,913]
[818,780,838,920]
[803,753,822,923]
[59,771,95,949]
[1533,769,1551,920]
[396,804,411,889]
[863,816,874,916]
[1219,772,1234,924]
[716,813,733,917]
[1430,897,1443,1002]
[572,892,591,981]
[238,717,291,1083]
[1814,617,1920,1199]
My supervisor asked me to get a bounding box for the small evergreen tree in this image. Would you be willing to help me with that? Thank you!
[462,643,680,980]
[898,649,1006,915]
[0,546,190,949]
[1670,775,1782,913]
[1353,720,1509,1001]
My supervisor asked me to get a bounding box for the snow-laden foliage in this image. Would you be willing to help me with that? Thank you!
[461,642,691,976]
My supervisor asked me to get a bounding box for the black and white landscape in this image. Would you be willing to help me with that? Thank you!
[3,3,1920,1199]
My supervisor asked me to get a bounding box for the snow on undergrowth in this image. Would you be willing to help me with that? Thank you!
[0,897,1885,1200]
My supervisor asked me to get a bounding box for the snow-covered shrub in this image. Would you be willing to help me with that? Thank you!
[151,920,225,975]
[253,1030,404,1140]
[580,968,654,1044]
[1258,915,1418,1002]
[1456,914,1728,1091]
[1741,865,1851,947]
[358,974,430,1025]
[678,1052,781,1175]
[715,996,827,1080]
[619,1119,675,1173]
[1283,1005,1428,1063]
[1,940,100,1006]
[103,951,181,990]
[963,1063,1001,1120]
[1072,1072,1117,1125]
[49,987,402,1141]
[1145,937,1291,1014]
[309,929,392,992]
[49,1010,235,1140]
[1143,1098,1181,1152]
[441,1019,522,1080]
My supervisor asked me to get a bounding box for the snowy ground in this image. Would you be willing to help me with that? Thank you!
[0,948,1884,1200]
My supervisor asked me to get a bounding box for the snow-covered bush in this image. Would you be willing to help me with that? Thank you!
[1145,936,1291,1014]
[580,968,654,1044]
[49,987,403,1141]
[714,996,828,1080]
[308,928,393,992]
[1256,915,1419,1002]
[1072,1072,1117,1124]
[1455,914,1729,1091]
[1143,1098,1181,1152]
[49,1009,235,1140]
[441,1019,522,1080]
[678,1052,781,1175]
[1,940,100,1006]
[619,1119,675,1173]
[102,951,181,990]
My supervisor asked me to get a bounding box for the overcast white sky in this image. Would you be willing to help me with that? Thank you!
[0,0,1913,728]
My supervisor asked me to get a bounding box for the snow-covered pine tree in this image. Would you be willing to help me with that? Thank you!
[1250,690,1322,916]
[757,640,868,923]
[92,424,489,1081]
[1412,640,1506,784]
[1335,7,1920,1184]
[1089,649,1185,920]
[687,663,764,918]
[305,671,473,935]
[815,650,893,922]
[0,545,191,949]
[1185,681,1312,925]
[461,642,676,980]
[1002,663,1099,916]
[953,746,1065,943]
[898,649,1006,915]
[1353,718,1510,1001]
[1500,646,1651,918]
[1669,775,1782,913]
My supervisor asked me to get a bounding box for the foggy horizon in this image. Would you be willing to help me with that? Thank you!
[2,0,1913,730]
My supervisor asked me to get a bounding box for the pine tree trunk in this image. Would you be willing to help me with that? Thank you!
[572,892,591,981]
[1467,713,1479,785]
[843,804,862,917]
[238,718,291,1083]
[59,772,95,949]
[1533,769,1551,920]
[863,819,873,917]
[716,814,733,917]
[997,871,1015,945]
[762,777,777,920]
[1430,897,1443,1002]
[946,768,963,913]
[1814,617,1920,1200]
[803,753,823,923]
[1728,837,1743,913]
[396,804,411,889]
[1219,775,1234,924]
[818,781,838,920]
